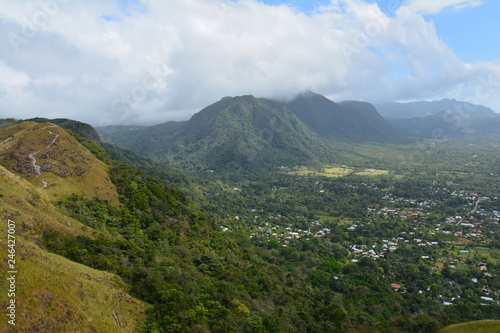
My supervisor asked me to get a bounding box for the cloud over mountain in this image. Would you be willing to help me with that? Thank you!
[1,0,498,125]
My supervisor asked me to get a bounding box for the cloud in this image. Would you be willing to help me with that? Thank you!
[404,0,483,15]
[0,0,498,126]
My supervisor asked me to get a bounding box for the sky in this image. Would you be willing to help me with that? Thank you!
[1,0,499,126]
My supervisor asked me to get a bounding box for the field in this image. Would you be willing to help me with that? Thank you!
[286,165,389,177]
[355,168,389,176]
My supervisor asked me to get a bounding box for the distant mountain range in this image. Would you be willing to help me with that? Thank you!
[98,93,406,177]
[5,94,497,179]
[375,99,500,138]
[375,99,496,119]
[386,112,500,138]
[99,95,342,177]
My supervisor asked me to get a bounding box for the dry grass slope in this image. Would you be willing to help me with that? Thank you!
[439,320,500,333]
[0,123,148,332]
[0,122,119,205]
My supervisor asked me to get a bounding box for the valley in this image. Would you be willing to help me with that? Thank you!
[1,96,500,332]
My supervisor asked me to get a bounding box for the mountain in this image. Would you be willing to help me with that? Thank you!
[285,91,405,142]
[100,95,338,178]
[386,111,500,138]
[97,120,186,156]
[468,115,500,136]
[375,99,496,120]
[0,122,146,332]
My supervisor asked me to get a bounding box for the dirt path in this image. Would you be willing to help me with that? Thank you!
[29,124,59,188]
[112,292,122,327]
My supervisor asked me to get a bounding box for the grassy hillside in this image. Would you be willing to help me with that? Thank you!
[0,122,119,204]
[0,123,147,331]
[0,164,147,332]
[439,320,500,333]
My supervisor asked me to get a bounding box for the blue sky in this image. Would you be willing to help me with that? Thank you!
[258,0,500,63]
[429,1,500,62]
[1,0,499,125]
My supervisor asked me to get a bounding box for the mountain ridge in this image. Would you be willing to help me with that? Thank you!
[100,95,339,178]
[386,111,500,138]
[375,98,496,119]
[285,92,405,142]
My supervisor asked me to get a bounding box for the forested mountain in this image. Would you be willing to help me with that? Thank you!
[375,99,496,120]
[99,93,412,178]
[286,91,405,142]
[100,95,338,178]
[468,115,500,135]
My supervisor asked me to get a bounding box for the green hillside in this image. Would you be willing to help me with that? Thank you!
[439,320,500,333]
[23,117,102,141]
[0,118,18,129]
[286,91,404,142]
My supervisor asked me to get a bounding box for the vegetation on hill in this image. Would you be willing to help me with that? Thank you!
[0,118,18,129]
[286,92,405,142]
[0,124,147,332]
[23,117,102,142]
[386,112,500,138]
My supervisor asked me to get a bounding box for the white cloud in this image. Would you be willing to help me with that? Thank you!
[0,0,498,126]
[404,0,483,15]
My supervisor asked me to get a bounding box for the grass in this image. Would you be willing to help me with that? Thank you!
[355,169,389,176]
[0,234,147,332]
[323,167,353,176]
[286,165,389,178]
[439,320,500,333]
[0,122,120,206]
[0,193,148,331]
[0,123,147,331]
